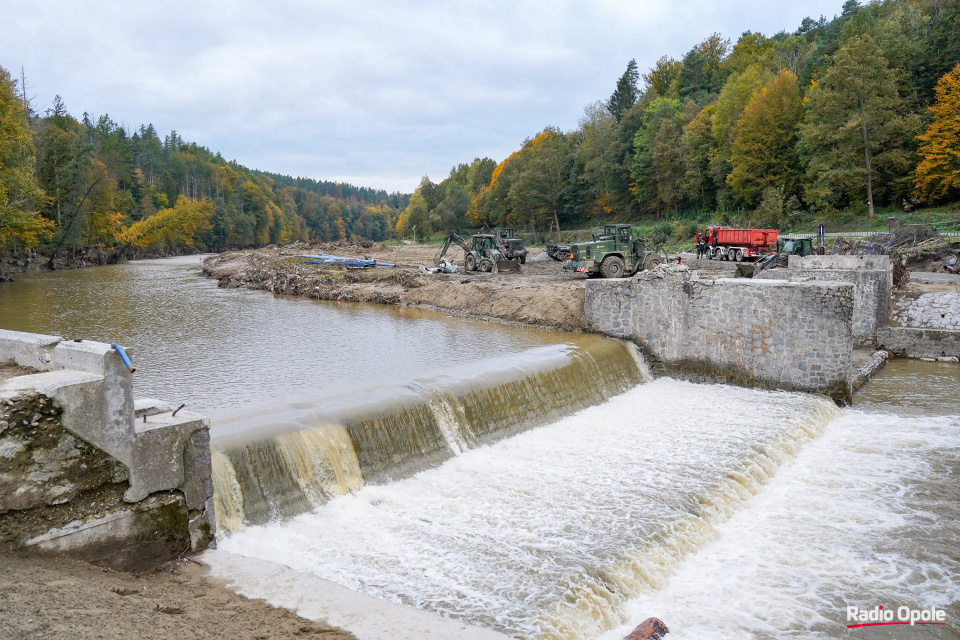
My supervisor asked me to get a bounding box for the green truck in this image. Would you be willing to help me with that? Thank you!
[562,224,665,278]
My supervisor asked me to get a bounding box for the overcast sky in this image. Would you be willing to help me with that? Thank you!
[4,0,844,193]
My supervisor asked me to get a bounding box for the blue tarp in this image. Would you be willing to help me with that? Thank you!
[293,254,396,268]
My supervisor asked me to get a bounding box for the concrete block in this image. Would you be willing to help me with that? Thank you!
[0,329,61,371]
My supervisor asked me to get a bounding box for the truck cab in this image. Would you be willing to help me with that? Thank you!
[780,237,815,257]
[564,224,661,278]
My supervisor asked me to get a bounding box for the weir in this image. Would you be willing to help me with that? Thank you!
[211,336,649,531]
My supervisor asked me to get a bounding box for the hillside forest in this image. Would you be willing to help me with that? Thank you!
[2,0,960,259]
[400,0,960,241]
[0,74,410,258]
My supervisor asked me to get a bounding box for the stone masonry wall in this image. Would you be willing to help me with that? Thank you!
[585,271,853,404]
[756,255,889,347]
[888,292,960,330]
[877,326,960,359]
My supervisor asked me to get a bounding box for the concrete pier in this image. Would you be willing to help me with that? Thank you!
[0,329,214,569]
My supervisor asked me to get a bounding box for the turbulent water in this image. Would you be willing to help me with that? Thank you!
[215,363,960,640]
[211,337,648,530]
[5,257,957,639]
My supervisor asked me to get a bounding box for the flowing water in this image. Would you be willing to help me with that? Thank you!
[0,256,594,420]
[2,258,958,639]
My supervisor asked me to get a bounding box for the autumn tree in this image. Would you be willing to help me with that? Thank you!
[508,128,573,240]
[0,64,51,248]
[915,63,960,202]
[643,56,683,96]
[119,196,212,249]
[800,37,920,217]
[728,71,804,206]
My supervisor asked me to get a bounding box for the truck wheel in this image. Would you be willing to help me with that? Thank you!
[479,259,493,272]
[600,255,625,278]
[465,254,477,271]
[520,255,526,264]
[734,249,743,262]
[643,254,661,271]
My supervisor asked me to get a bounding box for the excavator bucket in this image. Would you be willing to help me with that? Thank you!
[496,258,522,273]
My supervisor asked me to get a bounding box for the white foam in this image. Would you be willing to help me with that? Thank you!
[214,379,840,638]
[600,410,960,640]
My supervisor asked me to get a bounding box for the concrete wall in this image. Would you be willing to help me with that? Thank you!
[877,326,960,358]
[585,271,853,404]
[756,255,889,347]
[0,329,214,568]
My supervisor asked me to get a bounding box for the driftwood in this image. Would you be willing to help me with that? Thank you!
[624,617,669,640]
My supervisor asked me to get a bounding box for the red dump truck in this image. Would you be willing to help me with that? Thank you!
[696,226,779,262]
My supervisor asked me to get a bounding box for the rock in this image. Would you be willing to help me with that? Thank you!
[624,617,669,640]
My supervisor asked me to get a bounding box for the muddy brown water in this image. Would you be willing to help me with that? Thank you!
[0,255,599,423]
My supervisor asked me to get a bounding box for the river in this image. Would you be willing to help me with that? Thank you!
[2,258,957,639]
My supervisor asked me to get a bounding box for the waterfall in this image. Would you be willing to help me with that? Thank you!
[212,336,649,531]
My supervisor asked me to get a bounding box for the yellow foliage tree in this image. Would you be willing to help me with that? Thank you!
[119,196,212,249]
[915,63,960,202]
[0,64,52,248]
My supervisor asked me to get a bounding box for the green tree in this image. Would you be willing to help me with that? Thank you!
[0,65,50,248]
[630,97,682,215]
[800,37,920,217]
[728,71,804,206]
[508,128,573,240]
[643,56,683,96]
[608,59,640,123]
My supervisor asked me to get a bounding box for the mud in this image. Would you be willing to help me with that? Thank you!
[0,552,355,640]
[203,242,591,331]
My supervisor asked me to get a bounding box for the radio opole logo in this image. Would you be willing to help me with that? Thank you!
[847,605,946,629]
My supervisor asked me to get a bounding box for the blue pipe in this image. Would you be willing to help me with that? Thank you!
[111,343,136,373]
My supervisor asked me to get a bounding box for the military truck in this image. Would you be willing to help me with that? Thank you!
[562,224,665,278]
[494,228,527,264]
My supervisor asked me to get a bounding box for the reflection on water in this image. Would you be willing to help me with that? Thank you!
[0,256,586,421]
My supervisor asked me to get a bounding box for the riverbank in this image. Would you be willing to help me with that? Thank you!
[202,242,592,331]
[0,552,355,639]
[0,246,208,281]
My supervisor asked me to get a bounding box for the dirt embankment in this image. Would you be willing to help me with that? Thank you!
[0,552,355,640]
[202,242,590,331]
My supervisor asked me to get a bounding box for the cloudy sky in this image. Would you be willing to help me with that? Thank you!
[4,0,844,193]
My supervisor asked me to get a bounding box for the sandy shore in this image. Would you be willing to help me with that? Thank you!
[0,552,355,640]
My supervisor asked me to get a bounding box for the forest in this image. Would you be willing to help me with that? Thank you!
[0,78,410,258]
[400,0,960,242]
[2,0,960,258]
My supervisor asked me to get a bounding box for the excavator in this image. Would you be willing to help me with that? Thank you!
[433,232,522,273]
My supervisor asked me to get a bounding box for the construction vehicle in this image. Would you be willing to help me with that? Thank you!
[545,241,572,261]
[433,232,521,273]
[735,236,814,278]
[563,224,665,278]
[494,228,528,264]
[697,227,778,262]
[780,236,815,257]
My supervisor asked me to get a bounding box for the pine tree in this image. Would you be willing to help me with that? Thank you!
[608,60,639,123]
[915,63,960,202]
